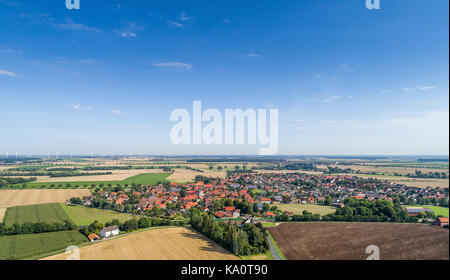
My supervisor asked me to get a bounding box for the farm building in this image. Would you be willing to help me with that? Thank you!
[437,217,449,228]
[100,226,120,238]
[88,233,100,242]
[404,207,434,216]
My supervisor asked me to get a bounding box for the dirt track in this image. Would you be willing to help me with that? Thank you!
[269,222,449,260]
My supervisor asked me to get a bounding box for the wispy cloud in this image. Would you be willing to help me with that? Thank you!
[153,62,193,70]
[18,13,102,33]
[112,109,126,115]
[314,74,337,81]
[116,22,144,38]
[0,69,19,77]
[179,12,195,21]
[341,63,362,72]
[403,86,435,92]
[322,96,340,103]
[167,20,184,27]
[57,19,102,32]
[68,103,92,111]
[58,59,94,64]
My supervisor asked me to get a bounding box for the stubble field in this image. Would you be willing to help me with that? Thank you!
[0,189,91,208]
[42,227,239,260]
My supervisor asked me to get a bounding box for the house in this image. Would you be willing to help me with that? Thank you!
[100,226,120,238]
[88,233,100,242]
[437,217,449,228]
[82,196,93,206]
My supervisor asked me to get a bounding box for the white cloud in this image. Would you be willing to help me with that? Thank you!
[68,103,92,111]
[59,59,94,64]
[322,96,340,103]
[179,12,195,21]
[403,86,435,92]
[341,63,362,72]
[0,69,19,77]
[56,19,102,32]
[116,22,144,38]
[168,20,184,27]
[112,109,126,115]
[153,62,193,70]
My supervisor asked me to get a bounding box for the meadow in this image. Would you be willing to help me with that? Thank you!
[0,230,88,260]
[2,203,72,226]
[61,204,135,226]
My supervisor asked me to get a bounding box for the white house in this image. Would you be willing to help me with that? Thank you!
[100,226,120,238]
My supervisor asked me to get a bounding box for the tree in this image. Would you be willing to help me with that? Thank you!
[70,197,82,205]
[324,195,333,206]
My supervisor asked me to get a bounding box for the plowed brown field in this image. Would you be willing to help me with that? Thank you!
[269,222,449,260]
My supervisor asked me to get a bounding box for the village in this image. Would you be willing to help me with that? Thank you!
[78,170,449,240]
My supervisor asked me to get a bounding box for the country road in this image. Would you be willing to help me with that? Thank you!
[267,236,283,260]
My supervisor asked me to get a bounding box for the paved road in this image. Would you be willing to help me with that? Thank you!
[267,236,283,260]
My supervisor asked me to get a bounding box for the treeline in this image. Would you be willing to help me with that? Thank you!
[48,171,113,177]
[407,170,448,179]
[190,208,269,256]
[0,177,37,188]
[0,220,77,236]
[79,217,187,237]
[259,162,317,171]
[276,198,419,223]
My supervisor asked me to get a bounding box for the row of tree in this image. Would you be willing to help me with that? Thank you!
[0,220,77,236]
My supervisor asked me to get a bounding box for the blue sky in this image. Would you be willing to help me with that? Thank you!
[0,0,448,155]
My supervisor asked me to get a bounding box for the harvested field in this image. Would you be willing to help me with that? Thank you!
[0,208,6,222]
[43,227,238,260]
[276,204,336,216]
[167,169,226,183]
[254,170,323,175]
[36,169,164,183]
[269,222,449,260]
[333,173,449,189]
[0,189,91,208]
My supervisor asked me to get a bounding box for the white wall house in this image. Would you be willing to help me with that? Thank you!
[100,226,120,238]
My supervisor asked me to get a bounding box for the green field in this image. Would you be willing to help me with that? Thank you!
[405,205,449,217]
[18,172,171,189]
[61,204,134,226]
[3,203,72,226]
[0,230,88,260]
[276,204,336,216]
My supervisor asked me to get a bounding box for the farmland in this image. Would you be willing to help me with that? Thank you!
[269,223,449,260]
[0,189,91,208]
[405,205,449,217]
[167,168,226,183]
[3,203,72,226]
[42,227,239,260]
[61,204,134,226]
[276,204,336,216]
[0,230,88,260]
[22,172,171,188]
[0,208,6,222]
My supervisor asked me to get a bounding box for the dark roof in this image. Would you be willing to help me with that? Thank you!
[102,225,119,232]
